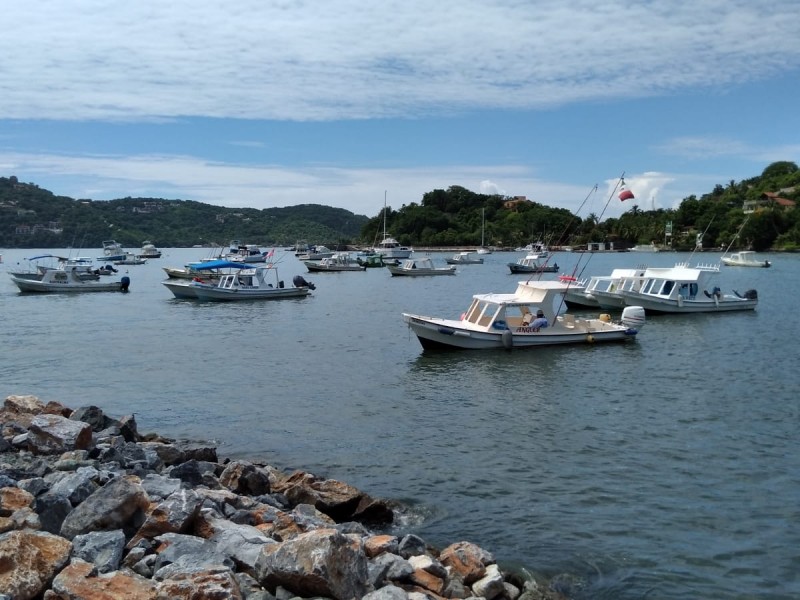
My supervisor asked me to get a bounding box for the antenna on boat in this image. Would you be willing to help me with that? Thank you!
[687,216,715,263]
[721,215,750,259]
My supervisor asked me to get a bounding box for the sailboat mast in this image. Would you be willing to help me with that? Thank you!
[383,191,387,239]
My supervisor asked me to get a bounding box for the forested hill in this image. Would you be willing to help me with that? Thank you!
[3,160,800,251]
[0,176,370,249]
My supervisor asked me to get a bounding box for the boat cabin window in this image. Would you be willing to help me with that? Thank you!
[660,280,675,296]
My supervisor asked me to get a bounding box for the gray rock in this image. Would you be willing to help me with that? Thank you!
[59,475,149,540]
[34,491,73,534]
[71,529,126,573]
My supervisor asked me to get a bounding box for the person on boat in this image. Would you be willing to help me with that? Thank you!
[530,309,549,331]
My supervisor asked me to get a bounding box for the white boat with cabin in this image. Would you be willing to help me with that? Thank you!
[189,265,315,302]
[387,256,456,276]
[721,251,771,268]
[445,251,484,265]
[402,280,645,350]
[136,241,162,259]
[507,254,559,274]
[615,262,758,313]
[9,254,130,293]
[304,253,366,272]
[564,267,649,309]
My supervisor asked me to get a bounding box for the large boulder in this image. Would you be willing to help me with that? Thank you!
[255,527,370,599]
[60,475,149,540]
[0,530,72,600]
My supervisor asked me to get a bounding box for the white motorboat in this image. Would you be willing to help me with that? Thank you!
[161,260,257,298]
[9,255,130,293]
[113,252,147,266]
[507,254,559,274]
[513,242,549,257]
[629,242,662,252]
[403,280,645,350]
[226,243,269,263]
[297,245,335,261]
[98,240,126,262]
[445,251,484,265]
[188,265,315,302]
[564,267,648,309]
[370,192,413,259]
[136,241,162,259]
[721,251,771,268]
[304,253,366,272]
[387,257,456,276]
[615,262,758,313]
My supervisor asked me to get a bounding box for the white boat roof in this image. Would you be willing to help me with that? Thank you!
[472,280,569,305]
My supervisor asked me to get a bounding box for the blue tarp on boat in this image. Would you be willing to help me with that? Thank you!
[192,260,254,270]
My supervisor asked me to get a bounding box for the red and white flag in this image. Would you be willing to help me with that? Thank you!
[619,189,634,201]
[266,248,274,258]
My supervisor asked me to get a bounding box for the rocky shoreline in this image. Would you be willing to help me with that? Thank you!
[0,395,567,600]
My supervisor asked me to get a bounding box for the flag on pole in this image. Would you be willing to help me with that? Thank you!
[266,248,274,258]
[618,176,634,201]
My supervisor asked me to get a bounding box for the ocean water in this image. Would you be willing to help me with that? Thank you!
[1,247,798,600]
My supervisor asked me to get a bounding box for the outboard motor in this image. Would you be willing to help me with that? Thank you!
[120,276,131,293]
[292,275,316,290]
[621,306,646,330]
[743,289,758,300]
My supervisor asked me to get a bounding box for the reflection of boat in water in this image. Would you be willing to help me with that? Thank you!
[721,251,771,268]
[402,279,644,350]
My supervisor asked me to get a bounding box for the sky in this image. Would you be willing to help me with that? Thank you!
[1,0,799,221]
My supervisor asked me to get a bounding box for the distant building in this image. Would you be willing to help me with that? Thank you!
[503,196,531,210]
[743,192,796,214]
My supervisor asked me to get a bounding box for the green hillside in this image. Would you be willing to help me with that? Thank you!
[3,161,799,251]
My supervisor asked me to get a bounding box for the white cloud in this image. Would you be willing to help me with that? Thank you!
[1,1,798,121]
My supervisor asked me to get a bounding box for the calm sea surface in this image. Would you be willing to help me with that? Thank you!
[1,247,798,600]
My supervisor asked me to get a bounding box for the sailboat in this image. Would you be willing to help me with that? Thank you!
[477,207,492,254]
[371,192,413,259]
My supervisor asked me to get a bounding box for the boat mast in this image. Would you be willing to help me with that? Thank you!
[383,191,388,240]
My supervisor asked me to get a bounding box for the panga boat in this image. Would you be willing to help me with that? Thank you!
[615,262,758,313]
[445,251,484,265]
[507,254,559,274]
[721,251,771,268]
[9,255,130,293]
[162,260,314,300]
[191,265,314,302]
[388,257,456,276]
[402,280,645,350]
[304,253,366,272]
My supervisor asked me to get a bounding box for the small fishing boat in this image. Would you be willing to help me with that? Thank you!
[188,264,315,302]
[507,254,559,274]
[402,279,644,350]
[721,251,771,268]
[387,257,456,276]
[136,241,162,259]
[445,251,484,265]
[305,253,366,272]
[9,255,130,293]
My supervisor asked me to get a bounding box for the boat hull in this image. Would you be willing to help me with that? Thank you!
[403,314,637,350]
[508,264,559,274]
[388,267,456,276]
[191,286,311,302]
[10,275,125,293]
[618,293,757,313]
